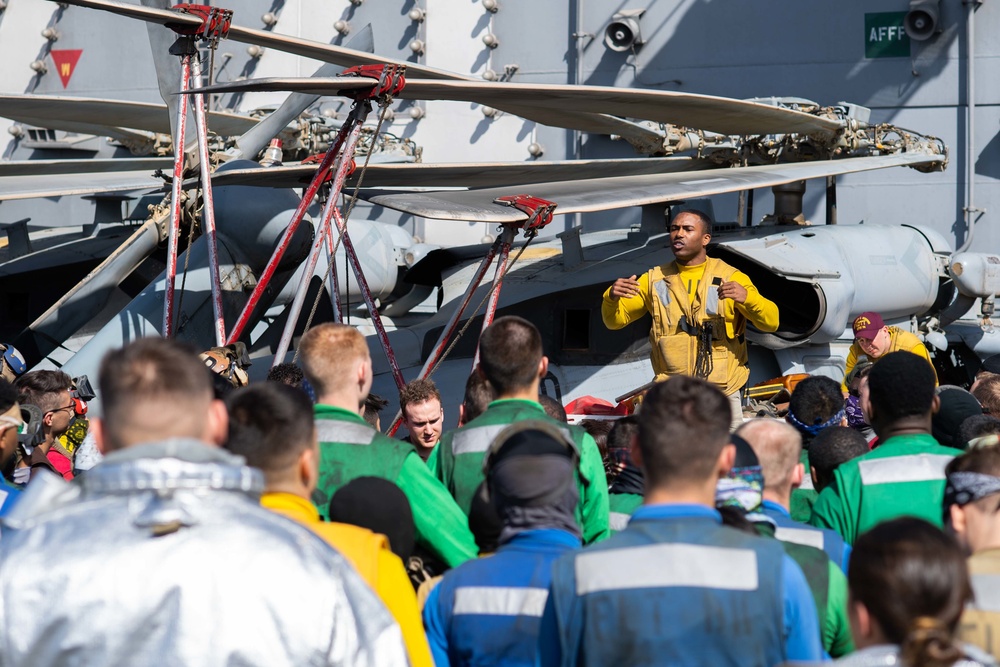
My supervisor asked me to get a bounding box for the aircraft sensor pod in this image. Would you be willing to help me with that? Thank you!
[604,9,645,52]
[904,0,940,41]
[950,253,1000,299]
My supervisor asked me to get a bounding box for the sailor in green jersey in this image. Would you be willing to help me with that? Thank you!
[605,416,643,533]
[299,323,478,568]
[431,316,610,544]
[810,352,961,545]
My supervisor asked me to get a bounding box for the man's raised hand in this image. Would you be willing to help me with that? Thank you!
[610,275,640,300]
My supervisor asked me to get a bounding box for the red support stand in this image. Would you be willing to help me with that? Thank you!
[226,63,406,345]
[162,4,232,342]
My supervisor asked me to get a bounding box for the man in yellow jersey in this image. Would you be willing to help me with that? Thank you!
[602,210,779,428]
[842,311,937,392]
[225,382,433,667]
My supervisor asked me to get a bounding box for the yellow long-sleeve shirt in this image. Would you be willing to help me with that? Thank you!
[602,260,778,392]
[601,266,779,333]
[262,492,434,667]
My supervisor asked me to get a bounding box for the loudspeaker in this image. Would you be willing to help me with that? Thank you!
[904,0,940,41]
[604,9,645,53]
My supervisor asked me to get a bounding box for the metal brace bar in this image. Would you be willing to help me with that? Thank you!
[332,207,406,393]
[472,224,516,368]
[225,103,366,345]
[226,63,406,345]
[162,48,192,338]
[271,204,331,368]
[385,234,503,436]
[190,52,226,346]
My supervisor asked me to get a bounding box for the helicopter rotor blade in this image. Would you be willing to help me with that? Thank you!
[0,94,258,137]
[363,153,946,223]
[48,0,667,149]
[191,77,844,138]
[0,170,166,203]
[198,157,710,190]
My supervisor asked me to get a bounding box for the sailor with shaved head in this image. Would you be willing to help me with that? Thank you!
[602,209,779,429]
[537,375,822,667]
[737,418,851,572]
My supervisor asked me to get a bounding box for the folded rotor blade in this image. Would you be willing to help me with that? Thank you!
[202,157,708,190]
[192,78,843,138]
[0,158,172,177]
[50,0,666,149]
[364,154,946,223]
[233,25,375,160]
[0,170,166,202]
[0,94,257,137]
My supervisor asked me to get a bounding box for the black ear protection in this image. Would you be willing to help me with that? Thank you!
[17,404,44,453]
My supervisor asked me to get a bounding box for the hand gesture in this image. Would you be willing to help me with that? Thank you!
[717,280,747,304]
[610,275,640,300]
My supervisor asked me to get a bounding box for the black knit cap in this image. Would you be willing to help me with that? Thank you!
[328,476,416,560]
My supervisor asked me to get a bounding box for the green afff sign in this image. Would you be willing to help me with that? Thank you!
[865,12,910,58]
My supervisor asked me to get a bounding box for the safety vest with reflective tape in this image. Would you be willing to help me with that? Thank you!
[960,549,1000,661]
[423,529,579,667]
[647,257,747,394]
[313,404,478,568]
[809,433,960,544]
[546,511,787,667]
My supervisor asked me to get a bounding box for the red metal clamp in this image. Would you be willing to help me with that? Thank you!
[494,194,557,234]
[169,4,233,44]
[342,63,407,100]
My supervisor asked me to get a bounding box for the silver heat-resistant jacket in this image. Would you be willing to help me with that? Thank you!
[0,439,409,667]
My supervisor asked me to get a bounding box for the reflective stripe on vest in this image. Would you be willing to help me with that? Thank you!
[857,454,953,486]
[774,526,825,551]
[971,574,1000,613]
[453,586,549,617]
[653,280,671,308]
[609,512,631,531]
[315,420,377,446]
[452,423,575,456]
[452,424,508,456]
[799,475,815,492]
[575,543,758,595]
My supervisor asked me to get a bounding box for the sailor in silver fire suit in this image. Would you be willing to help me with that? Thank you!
[0,438,409,667]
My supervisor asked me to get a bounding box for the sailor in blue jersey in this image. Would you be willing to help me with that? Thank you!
[537,376,823,667]
[738,419,852,573]
[0,379,23,517]
[423,421,582,667]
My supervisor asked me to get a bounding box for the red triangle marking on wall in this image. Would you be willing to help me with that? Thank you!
[50,49,83,88]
